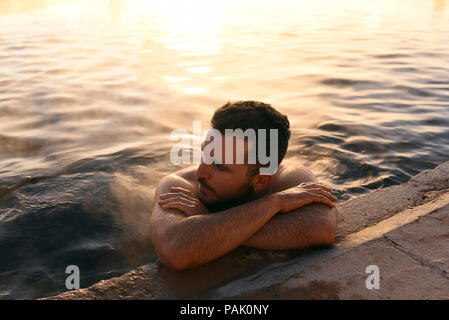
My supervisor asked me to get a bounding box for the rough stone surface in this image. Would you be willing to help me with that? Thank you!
[336,160,449,240]
[242,237,449,300]
[385,206,449,275]
[410,161,449,187]
[43,264,175,300]
[240,205,449,300]
[43,160,449,300]
[336,183,424,240]
[339,192,449,247]
[242,204,449,299]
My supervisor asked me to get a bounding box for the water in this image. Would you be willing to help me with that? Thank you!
[0,0,448,299]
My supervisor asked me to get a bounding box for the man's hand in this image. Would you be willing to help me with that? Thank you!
[158,187,209,216]
[275,182,337,213]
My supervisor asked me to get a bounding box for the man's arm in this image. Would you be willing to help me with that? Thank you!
[242,165,338,250]
[149,174,281,271]
[149,173,336,271]
[242,204,338,250]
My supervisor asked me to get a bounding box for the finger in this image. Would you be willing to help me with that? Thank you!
[161,201,193,211]
[158,196,195,206]
[301,183,332,192]
[159,192,194,201]
[301,182,331,192]
[170,187,195,196]
[308,194,336,208]
[158,193,195,202]
[302,192,335,207]
[305,188,338,202]
[159,193,175,199]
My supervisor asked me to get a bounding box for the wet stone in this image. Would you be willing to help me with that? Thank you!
[243,238,449,300]
[384,205,449,275]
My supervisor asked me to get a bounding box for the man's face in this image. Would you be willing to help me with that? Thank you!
[195,133,254,205]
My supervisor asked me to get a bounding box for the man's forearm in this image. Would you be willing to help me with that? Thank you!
[163,194,281,270]
[243,204,338,250]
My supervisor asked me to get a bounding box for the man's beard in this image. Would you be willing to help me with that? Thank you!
[203,184,254,213]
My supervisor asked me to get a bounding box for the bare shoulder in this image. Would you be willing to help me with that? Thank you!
[151,167,197,223]
[155,166,197,197]
[272,159,318,192]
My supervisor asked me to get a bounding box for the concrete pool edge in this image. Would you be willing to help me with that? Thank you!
[206,191,449,299]
[237,200,449,299]
[41,160,449,300]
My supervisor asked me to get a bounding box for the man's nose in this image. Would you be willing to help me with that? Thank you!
[196,161,211,180]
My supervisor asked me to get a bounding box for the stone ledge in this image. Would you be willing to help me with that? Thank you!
[336,160,449,240]
[242,236,449,300]
[239,203,449,300]
[204,192,449,299]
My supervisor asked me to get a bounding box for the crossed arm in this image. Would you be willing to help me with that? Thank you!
[149,170,338,271]
[242,204,338,250]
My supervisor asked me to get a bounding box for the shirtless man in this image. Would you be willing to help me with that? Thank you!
[149,101,338,271]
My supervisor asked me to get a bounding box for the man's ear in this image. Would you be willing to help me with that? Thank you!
[252,175,273,192]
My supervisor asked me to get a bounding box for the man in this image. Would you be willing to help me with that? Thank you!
[149,101,338,271]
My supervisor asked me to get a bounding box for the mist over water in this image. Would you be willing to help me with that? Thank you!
[0,0,448,299]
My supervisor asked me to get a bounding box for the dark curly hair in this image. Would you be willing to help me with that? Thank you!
[211,101,291,176]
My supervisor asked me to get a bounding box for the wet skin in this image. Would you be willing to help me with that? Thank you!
[150,137,338,271]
